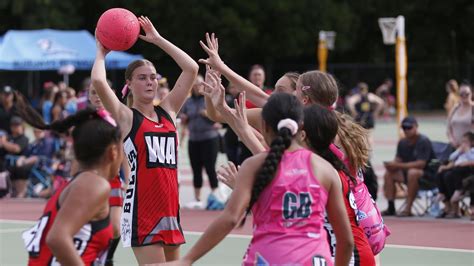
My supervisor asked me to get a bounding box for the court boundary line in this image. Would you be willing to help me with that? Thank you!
[0,219,36,225]
[2,219,472,253]
[0,228,28,233]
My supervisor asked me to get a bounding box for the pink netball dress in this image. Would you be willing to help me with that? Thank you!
[243,149,332,266]
[329,144,389,257]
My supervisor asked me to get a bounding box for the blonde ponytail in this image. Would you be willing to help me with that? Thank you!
[335,112,371,172]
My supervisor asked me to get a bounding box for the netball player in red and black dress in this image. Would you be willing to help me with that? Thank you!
[88,84,129,265]
[92,16,198,264]
[15,93,123,265]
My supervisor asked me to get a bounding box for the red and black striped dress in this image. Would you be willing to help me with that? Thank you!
[121,106,184,247]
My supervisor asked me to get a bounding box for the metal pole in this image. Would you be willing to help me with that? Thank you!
[318,31,328,72]
[395,15,408,137]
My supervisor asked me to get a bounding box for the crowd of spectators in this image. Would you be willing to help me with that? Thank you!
[0,72,472,221]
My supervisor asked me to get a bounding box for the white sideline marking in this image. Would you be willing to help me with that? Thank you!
[385,244,474,253]
[0,228,26,233]
[185,230,251,239]
[0,219,35,225]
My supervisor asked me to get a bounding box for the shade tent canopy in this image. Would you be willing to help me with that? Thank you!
[0,29,142,70]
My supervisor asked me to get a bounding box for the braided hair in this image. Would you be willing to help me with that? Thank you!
[15,91,121,167]
[303,105,357,184]
[243,93,303,224]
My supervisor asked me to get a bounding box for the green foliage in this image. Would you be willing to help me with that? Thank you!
[1,0,472,63]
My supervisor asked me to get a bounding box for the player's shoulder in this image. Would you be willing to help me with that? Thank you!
[241,152,267,168]
[73,172,111,195]
[309,153,339,186]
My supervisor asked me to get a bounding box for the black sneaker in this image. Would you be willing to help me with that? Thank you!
[105,260,114,266]
[381,209,396,216]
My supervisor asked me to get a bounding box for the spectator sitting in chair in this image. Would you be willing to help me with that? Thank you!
[15,128,57,168]
[436,131,474,218]
[14,128,58,198]
[0,116,29,197]
[382,116,436,217]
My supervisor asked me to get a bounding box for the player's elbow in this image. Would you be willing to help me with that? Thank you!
[346,236,355,251]
[339,235,354,255]
[227,214,241,228]
[186,61,199,75]
[222,209,243,228]
[191,62,199,74]
[45,230,63,252]
[91,78,105,90]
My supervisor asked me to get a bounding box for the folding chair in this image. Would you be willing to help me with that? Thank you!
[4,155,54,197]
[459,175,473,218]
[396,179,439,216]
[459,193,472,217]
[27,156,55,197]
[430,141,454,166]
[397,141,452,216]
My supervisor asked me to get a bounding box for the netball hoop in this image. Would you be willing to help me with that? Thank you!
[317,31,336,72]
[379,16,408,136]
[378,18,397,45]
[320,31,337,50]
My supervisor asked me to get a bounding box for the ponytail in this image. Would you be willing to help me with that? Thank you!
[242,127,292,225]
[15,91,121,167]
[335,112,370,172]
[16,91,103,134]
[241,93,303,225]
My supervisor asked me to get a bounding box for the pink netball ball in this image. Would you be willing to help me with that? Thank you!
[96,8,140,51]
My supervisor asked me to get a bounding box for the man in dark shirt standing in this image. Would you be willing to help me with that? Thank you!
[382,116,436,216]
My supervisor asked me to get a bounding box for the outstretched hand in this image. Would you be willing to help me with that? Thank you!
[217,161,239,189]
[198,33,225,71]
[232,91,249,129]
[138,16,162,43]
[201,67,228,112]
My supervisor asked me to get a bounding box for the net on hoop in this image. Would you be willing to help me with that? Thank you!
[378,18,397,45]
[319,31,337,50]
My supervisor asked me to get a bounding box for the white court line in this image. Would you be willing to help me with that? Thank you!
[385,244,474,253]
[0,228,26,233]
[1,220,473,253]
[0,219,35,225]
[185,230,251,239]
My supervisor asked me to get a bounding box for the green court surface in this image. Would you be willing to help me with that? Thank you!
[1,220,473,266]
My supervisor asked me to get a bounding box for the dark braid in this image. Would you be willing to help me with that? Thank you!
[245,128,292,215]
[303,104,357,185]
[241,93,303,225]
